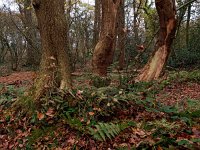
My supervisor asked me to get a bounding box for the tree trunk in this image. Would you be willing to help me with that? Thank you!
[133,2,139,52]
[118,0,126,70]
[93,0,101,48]
[32,0,72,100]
[186,4,191,50]
[19,0,40,67]
[136,0,177,82]
[92,0,121,76]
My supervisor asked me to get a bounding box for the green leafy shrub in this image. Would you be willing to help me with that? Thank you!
[169,48,200,68]
[168,70,200,83]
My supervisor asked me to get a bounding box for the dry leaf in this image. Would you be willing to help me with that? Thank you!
[46,108,54,117]
[157,145,163,150]
[37,112,45,120]
[67,138,75,145]
[80,118,84,122]
[89,112,95,116]
[49,56,56,60]
[87,120,91,125]
[77,90,83,95]
[119,143,128,147]
[132,128,146,138]
[19,144,23,148]
[192,127,200,138]
[129,138,136,144]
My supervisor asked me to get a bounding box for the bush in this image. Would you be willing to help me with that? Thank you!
[168,48,200,68]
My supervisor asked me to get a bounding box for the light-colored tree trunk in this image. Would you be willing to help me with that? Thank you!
[92,0,121,76]
[136,0,177,82]
[32,0,72,100]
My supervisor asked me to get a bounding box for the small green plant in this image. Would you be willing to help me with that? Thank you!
[88,122,121,141]
[88,121,134,141]
[148,119,180,131]
[168,70,200,83]
[0,84,25,107]
[63,112,84,131]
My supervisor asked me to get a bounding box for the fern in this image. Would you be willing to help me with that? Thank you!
[88,122,128,141]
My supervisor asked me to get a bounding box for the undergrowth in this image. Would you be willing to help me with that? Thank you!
[0,70,200,149]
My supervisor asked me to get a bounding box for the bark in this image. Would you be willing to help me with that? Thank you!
[118,0,126,70]
[133,2,139,51]
[32,0,72,100]
[136,0,177,82]
[93,0,101,48]
[92,0,121,76]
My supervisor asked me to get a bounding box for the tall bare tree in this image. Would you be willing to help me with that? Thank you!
[136,0,177,81]
[117,0,126,70]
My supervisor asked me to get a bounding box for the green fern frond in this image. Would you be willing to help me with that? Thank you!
[88,122,127,141]
[99,123,111,139]
[95,124,106,141]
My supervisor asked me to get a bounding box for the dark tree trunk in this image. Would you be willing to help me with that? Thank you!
[133,2,139,51]
[118,0,126,70]
[136,0,177,81]
[186,4,191,50]
[92,0,121,76]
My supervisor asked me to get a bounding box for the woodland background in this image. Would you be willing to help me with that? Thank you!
[0,0,200,149]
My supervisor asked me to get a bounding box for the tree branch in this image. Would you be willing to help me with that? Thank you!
[177,0,197,10]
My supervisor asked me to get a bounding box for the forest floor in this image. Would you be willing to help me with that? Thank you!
[0,69,200,149]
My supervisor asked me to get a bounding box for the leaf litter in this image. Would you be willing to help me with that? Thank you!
[0,71,200,149]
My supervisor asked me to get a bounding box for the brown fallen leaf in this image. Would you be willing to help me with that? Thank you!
[46,108,54,117]
[37,112,45,120]
[89,112,95,116]
[129,138,136,144]
[132,128,146,138]
[67,138,76,145]
[192,127,200,138]
[157,145,163,150]
[87,120,91,125]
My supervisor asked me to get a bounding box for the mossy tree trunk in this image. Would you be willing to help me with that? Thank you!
[92,0,121,76]
[136,0,177,82]
[32,0,72,100]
